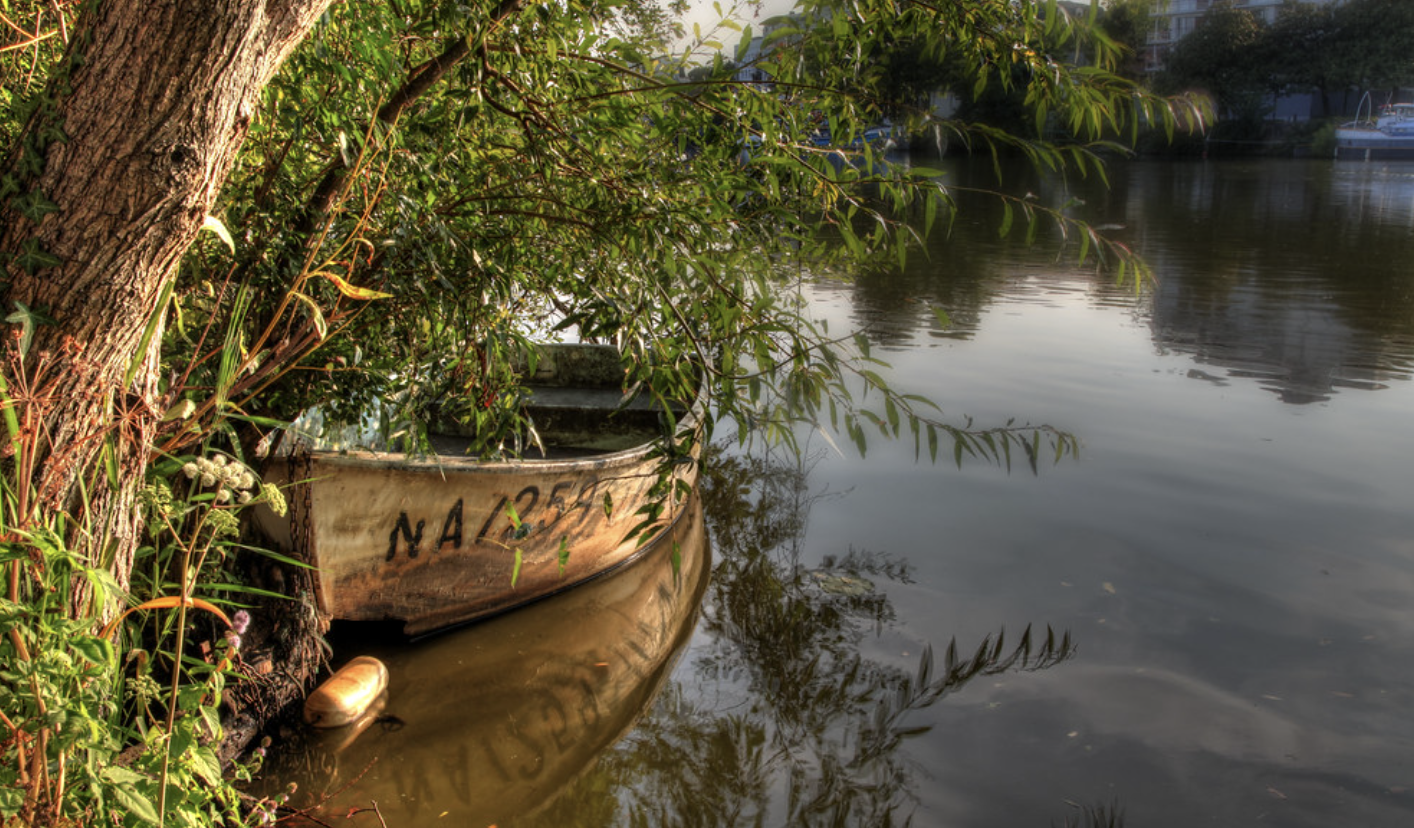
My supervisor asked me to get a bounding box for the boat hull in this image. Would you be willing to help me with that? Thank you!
[257,495,711,823]
[257,345,703,635]
[1334,128,1414,160]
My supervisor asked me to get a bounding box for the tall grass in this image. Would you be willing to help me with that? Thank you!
[0,344,291,827]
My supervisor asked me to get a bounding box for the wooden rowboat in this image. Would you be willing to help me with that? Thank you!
[257,494,710,825]
[256,344,704,635]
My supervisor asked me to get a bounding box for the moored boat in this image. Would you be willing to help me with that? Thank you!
[253,495,710,824]
[1334,102,1414,160]
[256,343,704,635]
[807,123,899,151]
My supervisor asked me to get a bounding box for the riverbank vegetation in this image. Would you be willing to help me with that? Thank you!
[1100,0,1414,155]
[0,0,1193,824]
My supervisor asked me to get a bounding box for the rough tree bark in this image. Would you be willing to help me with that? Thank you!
[0,0,331,615]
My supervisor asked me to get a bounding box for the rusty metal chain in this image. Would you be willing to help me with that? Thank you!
[285,444,315,565]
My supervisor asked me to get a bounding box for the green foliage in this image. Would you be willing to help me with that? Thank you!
[0,366,287,827]
[1310,119,1340,157]
[1158,1,1269,120]
[1266,0,1339,105]
[1328,0,1414,93]
[0,1,76,152]
[148,0,1191,472]
[0,525,122,824]
[1157,0,1414,122]
[1097,0,1151,80]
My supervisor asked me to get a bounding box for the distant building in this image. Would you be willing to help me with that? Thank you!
[1144,0,1341,73]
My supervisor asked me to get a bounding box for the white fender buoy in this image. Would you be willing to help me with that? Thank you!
[304,656,389,728]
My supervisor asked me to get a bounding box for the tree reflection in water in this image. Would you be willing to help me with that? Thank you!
[525,446,1083,827]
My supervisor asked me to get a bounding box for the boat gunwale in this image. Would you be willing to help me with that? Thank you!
[304,435,668,475]
[295,357,710,477]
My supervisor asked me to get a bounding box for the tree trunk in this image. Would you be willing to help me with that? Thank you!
[0,0,330,618]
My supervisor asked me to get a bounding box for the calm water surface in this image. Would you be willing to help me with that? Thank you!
[277,159,1414,827]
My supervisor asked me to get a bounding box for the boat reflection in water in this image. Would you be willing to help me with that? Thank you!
[266,494,710,825]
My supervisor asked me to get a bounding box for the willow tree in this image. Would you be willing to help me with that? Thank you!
[0,2,334,617]
[2,0,1196,605]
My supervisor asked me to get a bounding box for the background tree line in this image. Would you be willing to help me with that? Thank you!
[1116,0,1414,126]
[859,0,1414,151]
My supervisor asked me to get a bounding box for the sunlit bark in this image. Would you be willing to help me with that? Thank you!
[0,0,330,616]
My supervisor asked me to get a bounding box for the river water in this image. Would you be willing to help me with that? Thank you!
[271,158,1414,827]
